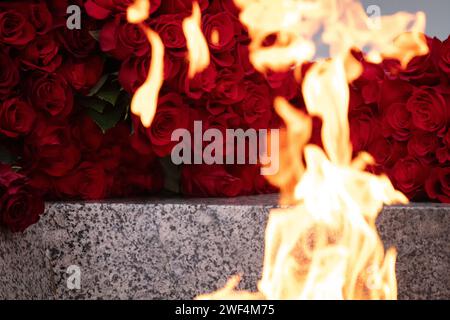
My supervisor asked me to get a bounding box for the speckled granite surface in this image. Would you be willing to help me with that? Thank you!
[0,195,448,300]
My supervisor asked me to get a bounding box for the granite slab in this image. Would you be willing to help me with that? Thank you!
[0,195,449,300]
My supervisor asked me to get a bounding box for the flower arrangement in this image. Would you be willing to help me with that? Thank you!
[0,0,449,233]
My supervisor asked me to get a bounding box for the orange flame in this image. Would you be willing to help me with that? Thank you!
[127,0,164,128]
[197,0,427,300]
[182,2,211,78]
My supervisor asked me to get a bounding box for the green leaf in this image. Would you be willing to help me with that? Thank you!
[89,30,100,42]
[88,74,109,97]
[86,102,124,133]
[78,96,110,113]
[96,78,122,106]
[0,145,16,165]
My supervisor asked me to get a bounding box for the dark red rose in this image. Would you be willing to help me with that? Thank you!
[390,156,428,199]
[57,22,98,58]
[437,129,450,164]
[265,70,299,100]
[119,56,148,94]
[0,9,35,46]
[407,131,439,161]
[85,0,161,19]
[382,102,412,141]
[425,167,450,203]
[378,79,413,113]
[203,12,239,52]
[0,164,44,233]
[144,93,190,157]
[234,81,272,129]
[179,62,217,99]
[27,73,73,118]
[237,43,256,76]
[159,0,208,14]
[29,2,53,35]
[130,122,155,156]
[349,106,380,152]
[152,14,186,55]
[20,34,62,72]
[100,15,149,60]
[26,122,80,177]
[212,67,246,104]
[398,37,442,86]
[120,54,181,93]
[368,139,406,169]
[439,36,450,75]
[46,0,83,27]
[208,0,240,17]
[181,165,243,197]
[72,114,104,152]
[61,56,105,93]
[0,98,35,138]
[55,162,107,200]
[406,87,448,133]
[0,49,19,99]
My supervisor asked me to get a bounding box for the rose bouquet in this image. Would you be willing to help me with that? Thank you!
[0,0,449,233]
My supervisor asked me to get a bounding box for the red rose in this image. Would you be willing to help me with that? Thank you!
[152,14,186,55]
[55,162,107,200]
[57,22,98,58]
[46,0,83,27]
[120,54,181,93]
[237,43,256,76]
[349,106,380,152]
[437,130,450,164]
[144,93,190,157]
[399,37,441,86]
[29,2,53,35]
[407,131,439,161]
[26,123,81,177]
[439,36,450,75]
[20,34,62,72]
[265,70,299,100]
[85,0,161,19]
[368,139,406,169]
[212,66,246,104]
[406,87,448,133]
[0,9,35,46]
[0,164,44,233]
[178,62,217,99]
[0,97,36,138]
[100,15,150,60]
[72,114,104,152]
[203,12,239,52]
[61,56,105,93]
[234,81,272,129]
[382,102,412,141]
[160,0,209,14]
[425,167,450,203]
[378,79,412,113]
[390,156,428,199]
[181,165,243,197]
[0,49,19,99]
[27,73,74,118]
[119,56,151,94]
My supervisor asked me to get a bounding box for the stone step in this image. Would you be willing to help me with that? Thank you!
[0,195,449,299]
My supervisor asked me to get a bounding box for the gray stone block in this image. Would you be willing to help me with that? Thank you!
[0,195,448,300]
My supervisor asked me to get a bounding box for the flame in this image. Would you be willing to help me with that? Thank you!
[182,2,211,78]
[197,0,427,300]
[127,0,150,24]
[127,0,164,128]
[128,0,210,127]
